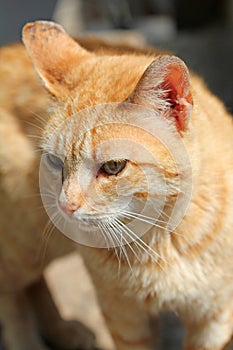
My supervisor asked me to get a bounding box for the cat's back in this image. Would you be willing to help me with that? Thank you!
[190,74,233,179]
[0,43,47,198]
[0,43,73,291]
[0,43,46,109]
[0,43,49,177]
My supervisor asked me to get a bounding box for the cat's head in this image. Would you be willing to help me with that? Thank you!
[23,21,193,247]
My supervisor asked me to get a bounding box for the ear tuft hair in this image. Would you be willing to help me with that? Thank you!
[129,55,193,132]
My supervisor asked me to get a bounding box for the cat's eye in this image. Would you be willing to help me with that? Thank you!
[46,153,64,170]
[100,160,127,175]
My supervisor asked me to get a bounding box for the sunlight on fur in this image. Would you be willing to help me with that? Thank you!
[0,19,232,350]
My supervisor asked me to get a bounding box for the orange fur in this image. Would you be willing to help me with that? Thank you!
[1,20,233,350]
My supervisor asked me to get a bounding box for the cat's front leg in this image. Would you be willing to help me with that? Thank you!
[0,290,49,350]
[27,276,95,350]
[97,290,157,350]
[183,314,233,350]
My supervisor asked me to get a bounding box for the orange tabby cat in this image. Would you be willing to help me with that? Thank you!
[2,19,233,350]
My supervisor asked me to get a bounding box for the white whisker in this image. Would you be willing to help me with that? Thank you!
[27,134,45,140]
[28,110,47,124]
[37,214,58,267]
[104,220,132,271]
[121,210,188,241]
[98,221,112,250]
[100,221,122,274]
[115,218,168,270]
[105,220,134,274]
[123,210,168,225]
[25,120,45,132]
[121,211,171,235]
[110,220,142,263]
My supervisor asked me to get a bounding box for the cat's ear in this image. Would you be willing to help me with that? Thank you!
[129,56,193,132]
[22,21,90,98]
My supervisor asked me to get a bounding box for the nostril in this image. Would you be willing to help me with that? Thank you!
[58,201,80,217]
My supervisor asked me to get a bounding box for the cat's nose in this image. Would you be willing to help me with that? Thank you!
[58,200,80,217]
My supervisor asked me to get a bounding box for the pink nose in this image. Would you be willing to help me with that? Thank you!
[59,201,80,217]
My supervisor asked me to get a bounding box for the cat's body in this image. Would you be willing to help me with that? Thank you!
[1,20,233,350]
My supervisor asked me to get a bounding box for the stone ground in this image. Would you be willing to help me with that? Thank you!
[45,253,115,350]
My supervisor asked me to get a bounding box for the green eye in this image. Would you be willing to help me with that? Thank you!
[46,153,64,170]
[100,160,127,175]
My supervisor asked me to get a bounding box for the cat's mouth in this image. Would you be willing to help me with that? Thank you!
[58,202,119,226]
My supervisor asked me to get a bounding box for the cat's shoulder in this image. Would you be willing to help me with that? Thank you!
[0,42,47,113]
[0,42,32,73]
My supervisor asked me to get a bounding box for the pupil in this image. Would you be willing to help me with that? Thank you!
[111,161,117,170]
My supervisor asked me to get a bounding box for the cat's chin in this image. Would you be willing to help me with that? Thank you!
[59,210,98,228]
[76,221,100,233]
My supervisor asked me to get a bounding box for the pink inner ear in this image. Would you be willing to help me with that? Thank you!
[160,64,193,132]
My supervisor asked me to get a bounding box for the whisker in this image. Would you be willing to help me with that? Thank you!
[101,221,122,274]
[105,220,134,274]
[126,211,197,259]
[25,120,45,132]
[98,221,112,250]
[108,220,136,273]
[115,218,168,270]
[24,192,55,200]
[27,134,45,140]
[105,220,131,269]
[30,111,47,125]
[121,211,170,233]
[121,210,189,242]
[41,212,59,240]
[111,220,142,263]
[123,210,168,225]
[33,148,43,154]
[36,216,57,268]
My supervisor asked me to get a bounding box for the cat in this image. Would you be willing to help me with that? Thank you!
[3,19,233,350]
[0,32,97,350]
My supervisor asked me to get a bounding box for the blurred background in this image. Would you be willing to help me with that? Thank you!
[0,1,232,349]
[0,0,232,112]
